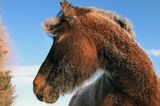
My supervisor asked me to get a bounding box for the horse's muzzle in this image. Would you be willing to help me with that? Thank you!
[33,74,60,103]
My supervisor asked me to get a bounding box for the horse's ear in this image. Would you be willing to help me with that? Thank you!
[60,0,76,16]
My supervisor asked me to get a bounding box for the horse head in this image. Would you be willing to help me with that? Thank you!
[33,1,98,103]
[33,0,135,103]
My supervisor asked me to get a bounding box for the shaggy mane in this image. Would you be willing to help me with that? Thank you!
[89,7,135,37]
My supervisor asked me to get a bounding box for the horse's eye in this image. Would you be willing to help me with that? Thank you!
[60,18,65,23]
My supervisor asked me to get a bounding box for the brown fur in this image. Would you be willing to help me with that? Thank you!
[33,1,160,105]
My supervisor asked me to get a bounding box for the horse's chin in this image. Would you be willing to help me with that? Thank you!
[42,85,60,103]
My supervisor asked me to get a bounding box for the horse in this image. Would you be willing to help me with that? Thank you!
[33,1,160,106]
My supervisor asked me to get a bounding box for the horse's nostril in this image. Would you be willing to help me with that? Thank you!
[36,94,43,101]
[33,74,46,92]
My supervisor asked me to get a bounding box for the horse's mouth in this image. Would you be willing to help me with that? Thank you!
[35,85,60,103]
[44,17,65,36]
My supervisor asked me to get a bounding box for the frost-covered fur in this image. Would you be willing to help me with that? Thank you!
[33,1,160,105]
[86,7,135,37]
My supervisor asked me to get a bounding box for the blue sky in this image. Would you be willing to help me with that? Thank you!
[1,0,160,106]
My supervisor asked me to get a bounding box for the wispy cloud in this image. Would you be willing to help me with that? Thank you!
[11,65,40,84]
[147,49,160,57]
